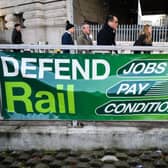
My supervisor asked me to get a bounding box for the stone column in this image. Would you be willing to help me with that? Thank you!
[66,0,74,23]
[44,0,67,44]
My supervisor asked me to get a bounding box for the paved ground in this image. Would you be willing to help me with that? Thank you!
[0,148,168,168]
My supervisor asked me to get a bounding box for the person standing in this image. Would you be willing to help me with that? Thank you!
[61,20,75,54]
[97,15,118,48]
[77,22,93,53]
[12,24,23,44]
[12,24,23,52]
[77,23,93,45]
[134,24,153,54]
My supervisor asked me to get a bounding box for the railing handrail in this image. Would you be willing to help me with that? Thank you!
[0,44,168,52]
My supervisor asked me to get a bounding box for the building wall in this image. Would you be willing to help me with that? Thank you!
[0,0,105,44]
[73,0,105,24]
[0,0,72,44]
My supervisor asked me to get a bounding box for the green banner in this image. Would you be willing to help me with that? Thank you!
[1,52,168,120]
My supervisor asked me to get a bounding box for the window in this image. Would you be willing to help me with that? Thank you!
[14,13,25,28]
[0,16,7,31]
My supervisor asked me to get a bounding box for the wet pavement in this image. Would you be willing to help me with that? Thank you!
[0,148,168,168]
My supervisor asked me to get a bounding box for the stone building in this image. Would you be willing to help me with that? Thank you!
[0,0,74,44]
[0,0,106,44]
[0,0,167,44]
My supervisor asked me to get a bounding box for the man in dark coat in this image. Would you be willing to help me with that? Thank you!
[12,24,23,52]
[61,21,75,54]
[97,15,118,52]
[12,24,23,44]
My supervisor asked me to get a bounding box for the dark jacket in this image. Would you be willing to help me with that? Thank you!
[12,29,23,44]
[97,24,116,46]
[134,34,153,54]
[61,32,74,54]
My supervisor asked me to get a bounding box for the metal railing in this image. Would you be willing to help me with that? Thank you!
[75,24,168,43]
[0,44,168,53]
